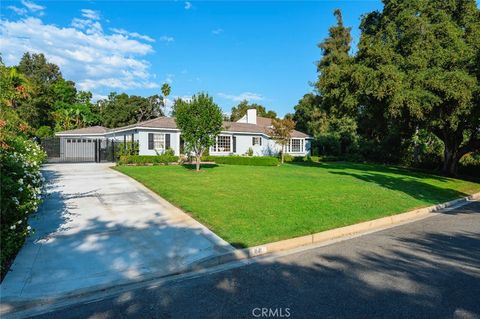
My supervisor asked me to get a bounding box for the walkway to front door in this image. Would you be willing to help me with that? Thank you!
[1,163,232,302]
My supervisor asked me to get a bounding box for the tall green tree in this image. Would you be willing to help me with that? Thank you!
[354,0,480,175]
[174,93,223,171]
[316,9,357,115]
[15,53,64,128]
[98,93,164,128]
[295,10,359,157]
[229,100,277,121]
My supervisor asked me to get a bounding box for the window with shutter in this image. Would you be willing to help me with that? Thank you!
[165,134,171,149]
[148,133,154,149]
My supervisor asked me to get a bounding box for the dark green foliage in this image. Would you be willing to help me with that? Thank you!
[353,0,480,175]
[117,154,179,165]
[202,155,279,166]
[98,92,164,128]
[299,3,480,176]
[458,153,480,178]
[229,100,277,121]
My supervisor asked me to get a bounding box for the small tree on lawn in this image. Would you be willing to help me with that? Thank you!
[270,118,295,164]
[174,93,223,171]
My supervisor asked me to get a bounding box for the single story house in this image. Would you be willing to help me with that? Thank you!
[55,109,312,159]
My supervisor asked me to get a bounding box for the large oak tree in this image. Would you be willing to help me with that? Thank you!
[354,0,480,175]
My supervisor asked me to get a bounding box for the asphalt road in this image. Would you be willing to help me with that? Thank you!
[32,201,480,319]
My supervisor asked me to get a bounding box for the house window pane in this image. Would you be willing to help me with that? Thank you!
[153,133,165,150]
[215,136,231,152]
[252,137,261,146]
[291,139,301,152]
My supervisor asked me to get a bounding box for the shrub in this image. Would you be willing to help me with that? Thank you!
[116,141,139,158]
[246,147,254,156]
[203,155,279,166]
[459,153,480,178]
[282,154,294,162]
[162,148,175,156]
[1,108,46,279]
[117,154,179,165]
[35,125,53,138]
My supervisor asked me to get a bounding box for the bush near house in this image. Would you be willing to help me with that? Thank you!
[202,155,279,166]
[117,154,179,165]
[1,108,46,280]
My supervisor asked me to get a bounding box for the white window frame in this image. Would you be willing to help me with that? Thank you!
[212,135,231,153]
[287,138,304,153]
[153,133,165,151]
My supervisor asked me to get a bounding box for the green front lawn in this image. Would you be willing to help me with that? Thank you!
[115,162,480,247]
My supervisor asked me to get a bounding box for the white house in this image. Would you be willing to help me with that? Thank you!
[55,109,312,159]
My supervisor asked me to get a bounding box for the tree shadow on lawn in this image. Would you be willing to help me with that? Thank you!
[181,163,219,171]
[28,202,480,319]
[329,170,467,205]
[290,161,453,183]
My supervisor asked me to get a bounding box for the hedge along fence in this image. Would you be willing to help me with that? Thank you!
[202,155,279,166]
[117,154,179,165]
[1,136,46,280]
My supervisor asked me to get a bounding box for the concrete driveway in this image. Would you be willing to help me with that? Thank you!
[1,163,232,302]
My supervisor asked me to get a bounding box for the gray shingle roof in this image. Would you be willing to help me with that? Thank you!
[56,126,109,135]
[56,116,310,138]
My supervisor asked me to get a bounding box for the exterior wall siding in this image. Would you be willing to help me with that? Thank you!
[137,130,181,156]
[59,129,311,157]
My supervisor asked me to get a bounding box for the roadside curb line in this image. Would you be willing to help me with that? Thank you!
[2,192,479,318]
[189,192,480,270]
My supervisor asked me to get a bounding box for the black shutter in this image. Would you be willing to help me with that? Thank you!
[165,134,171,149]
[148,133,154,149]
[252,137,254,145]
[260,137,262,146]
[233,136,236,153]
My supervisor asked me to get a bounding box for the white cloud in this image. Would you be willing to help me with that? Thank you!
[81,9,100,20]
[212,28,223,35]
[184,2,192,10]
[8,6,28,16]
[159,35,174,43]
[111,28,155,42]
[21,0,44,12]
[0,13,158,94]
[165,73,174,84]
[218,92,264,102]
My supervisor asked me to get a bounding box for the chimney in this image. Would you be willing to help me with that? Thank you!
[246,109,257,124]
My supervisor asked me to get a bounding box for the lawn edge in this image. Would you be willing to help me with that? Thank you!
[189,192,480,270]
[2,187,478,319]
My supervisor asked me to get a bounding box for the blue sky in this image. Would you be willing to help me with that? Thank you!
[1,1,383,116]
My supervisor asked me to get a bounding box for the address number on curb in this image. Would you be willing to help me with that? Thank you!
[249,246,267,256]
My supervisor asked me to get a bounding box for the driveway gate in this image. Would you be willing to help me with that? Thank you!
[40,137,118,163]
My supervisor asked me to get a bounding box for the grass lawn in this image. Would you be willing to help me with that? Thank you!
[115,162,480,247]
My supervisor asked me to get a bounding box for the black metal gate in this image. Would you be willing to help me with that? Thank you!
[40,137,118,163]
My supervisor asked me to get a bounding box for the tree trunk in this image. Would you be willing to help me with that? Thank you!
[281,144,285,164]
[442,144,459,176]
[195,155,201,171]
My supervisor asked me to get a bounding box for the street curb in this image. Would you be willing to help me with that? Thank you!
[2,192,479,318]
[189,192,480,270]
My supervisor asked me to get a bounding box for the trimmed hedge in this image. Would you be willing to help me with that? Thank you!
[118,155,179,165]
[202,155,279,166]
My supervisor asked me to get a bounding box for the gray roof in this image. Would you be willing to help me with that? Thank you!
[56,126,109,135]
[56,116,310,138]
[223,117,309,138]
